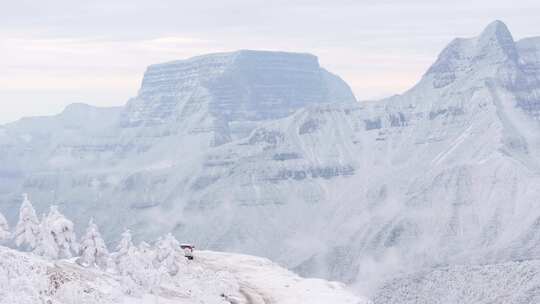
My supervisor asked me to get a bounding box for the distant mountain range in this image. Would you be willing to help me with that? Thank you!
[2,20,540,299]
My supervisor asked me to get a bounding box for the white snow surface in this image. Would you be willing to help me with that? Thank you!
[198,250,365,304]
[0,245,365,304]
[374,260,540,304]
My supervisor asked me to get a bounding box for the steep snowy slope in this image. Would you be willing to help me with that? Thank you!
[0,246,365,304]
[2,21,540,295]
[374,260,540,304]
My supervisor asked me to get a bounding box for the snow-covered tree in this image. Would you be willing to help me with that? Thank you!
[34,214,58,259]
[153,233,181,276]
[77,218,109,269]
[114,229,136,272]
[34,206,77,259]
[116,229,135,258]
[0,211,10,241]
[14,194,40,250]
[113,237,163,295]
[112,232,147,296]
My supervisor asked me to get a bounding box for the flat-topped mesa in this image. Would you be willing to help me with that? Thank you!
[121,50,356,128]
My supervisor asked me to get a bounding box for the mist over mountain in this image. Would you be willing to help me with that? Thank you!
[2,20,540,300]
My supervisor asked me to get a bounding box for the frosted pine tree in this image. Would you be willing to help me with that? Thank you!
[114,229,135,272]
[47,206,78,258]
[34,213,59,259]
[35,206,77,259]
[154,233,181,276]
[0,211,10,241]
[116,229,135,258]
[114,237,162,294]
[77,218,109,269]
[113,230,147,295]
[14,194,40,250]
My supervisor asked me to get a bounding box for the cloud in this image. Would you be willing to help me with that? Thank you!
[0,34,217,88]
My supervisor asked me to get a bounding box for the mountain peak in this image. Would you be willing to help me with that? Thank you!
[478,20,516,50]
[474,20,519,70]
[60,103,100,116]
[480,20,511,38]
[422,20,518,89]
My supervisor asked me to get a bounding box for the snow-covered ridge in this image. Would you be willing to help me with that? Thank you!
[0,198,366,303]
[0,245,366,304]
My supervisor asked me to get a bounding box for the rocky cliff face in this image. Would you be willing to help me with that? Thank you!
[2,21,540,295]
[120,50,355,142]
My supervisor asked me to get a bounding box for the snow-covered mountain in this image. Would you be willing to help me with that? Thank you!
[0,245,365,304]
[2,20,540,298]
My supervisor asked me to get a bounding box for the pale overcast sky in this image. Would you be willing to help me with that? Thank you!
[1,0,540,123]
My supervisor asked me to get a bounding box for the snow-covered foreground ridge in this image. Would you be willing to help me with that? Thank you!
[0,245,366,304]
